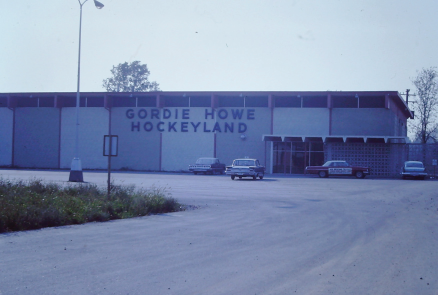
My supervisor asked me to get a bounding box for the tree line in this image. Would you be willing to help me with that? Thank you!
[410,67,438,143]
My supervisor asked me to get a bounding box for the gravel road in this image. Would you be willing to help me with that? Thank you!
[0,170,437,295]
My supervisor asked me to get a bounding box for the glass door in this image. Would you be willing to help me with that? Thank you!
[273,142,291,173]
[273,141,325,174]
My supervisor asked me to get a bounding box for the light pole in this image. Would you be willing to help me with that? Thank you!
[69,0,104,182]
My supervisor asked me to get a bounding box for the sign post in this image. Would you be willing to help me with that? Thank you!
[104,135,118,197]
[433,159,437,179]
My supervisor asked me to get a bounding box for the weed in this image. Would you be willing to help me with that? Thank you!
[0,178,183,233]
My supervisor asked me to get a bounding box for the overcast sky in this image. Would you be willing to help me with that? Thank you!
[1,0,437,94]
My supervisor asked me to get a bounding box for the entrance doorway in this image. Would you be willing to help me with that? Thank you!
[273,142,324,174]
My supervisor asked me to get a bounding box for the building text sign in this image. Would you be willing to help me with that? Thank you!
[126,108,256,133]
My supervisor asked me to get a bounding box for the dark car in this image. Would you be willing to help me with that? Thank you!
[305,160,370,178]
[188,158,226,175]
[226,158,265,180]
[401,161,428,179]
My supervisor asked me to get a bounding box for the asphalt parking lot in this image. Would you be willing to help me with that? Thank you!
[0,170,437,295]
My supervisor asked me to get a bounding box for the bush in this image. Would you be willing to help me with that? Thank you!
[0,178,183,233]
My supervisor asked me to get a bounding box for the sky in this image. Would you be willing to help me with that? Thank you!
[1,0,437,94]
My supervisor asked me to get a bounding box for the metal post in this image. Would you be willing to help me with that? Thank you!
[69,0,104,182]
[69,1,85,182]
[107,109,112,197]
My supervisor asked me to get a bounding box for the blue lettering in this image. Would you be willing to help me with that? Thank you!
[232,109,244,119]
[203,122,211,132]
[181,122,188,132]
[143,122,153,131]
[225,122,234,132]
[218,109,228,119]
[151,109,160,119]
[163,109,171,119]
[182,109,190,119]
[131,121,140,131]
[168,122,177,132]
[238,123,247,133]
[126,109,134,119]
[138,109,147,119]
[212,122,222,132]
[191,122,200,132]
[205,109,215,119]
[247,109,255,120]
[175,109,178,119]
[157,122,164,132]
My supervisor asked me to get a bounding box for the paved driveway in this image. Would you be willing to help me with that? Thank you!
[0,170,437,295]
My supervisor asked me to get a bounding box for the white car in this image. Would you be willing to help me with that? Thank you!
[226,158,265,180]
[401,161,428,180]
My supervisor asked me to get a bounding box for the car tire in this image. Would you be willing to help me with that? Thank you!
[239,176,242,179]
[355,171,364,178]
[231,175,235,180]
[194,172,198,175]
[253,175,257,180]
[318,171,327,178]
[259,174,264,180]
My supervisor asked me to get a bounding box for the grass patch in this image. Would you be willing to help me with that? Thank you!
[0,178,183,233]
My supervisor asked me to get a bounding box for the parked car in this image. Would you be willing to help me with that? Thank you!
[226,158,265,180]
[188,158,226,175]
[305,160,370,178]
[401,161,428,179]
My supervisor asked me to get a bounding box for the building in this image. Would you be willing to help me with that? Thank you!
[0,91,412,175]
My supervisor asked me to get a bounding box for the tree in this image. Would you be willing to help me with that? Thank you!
[410,67,438,143]
[102,61,160,92]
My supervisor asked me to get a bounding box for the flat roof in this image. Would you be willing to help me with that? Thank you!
[262,135,408,144]
[0,90,413,118]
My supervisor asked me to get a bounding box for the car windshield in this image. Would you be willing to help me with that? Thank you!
[234,160,255,166]
[406,162,423,168]
[196,158,215,164]
[323,161,349,167]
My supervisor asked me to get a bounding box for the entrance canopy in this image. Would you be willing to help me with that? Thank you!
[262,135,408,144]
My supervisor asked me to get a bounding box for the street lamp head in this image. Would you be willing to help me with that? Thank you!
[94,0,104,9]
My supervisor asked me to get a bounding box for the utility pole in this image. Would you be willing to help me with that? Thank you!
[401,89,416,106]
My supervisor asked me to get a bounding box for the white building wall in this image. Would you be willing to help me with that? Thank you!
[14,108,60,168]
[161,108,214,171]
[60,108,109,169]
[0,108,13,166]
[110,108,161,171]
[108,107,271,171]
[162,132,214,171]
[0,92,412,171]
[216,108,271,167]
[273,108,329,135]
[331,108,394,136]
